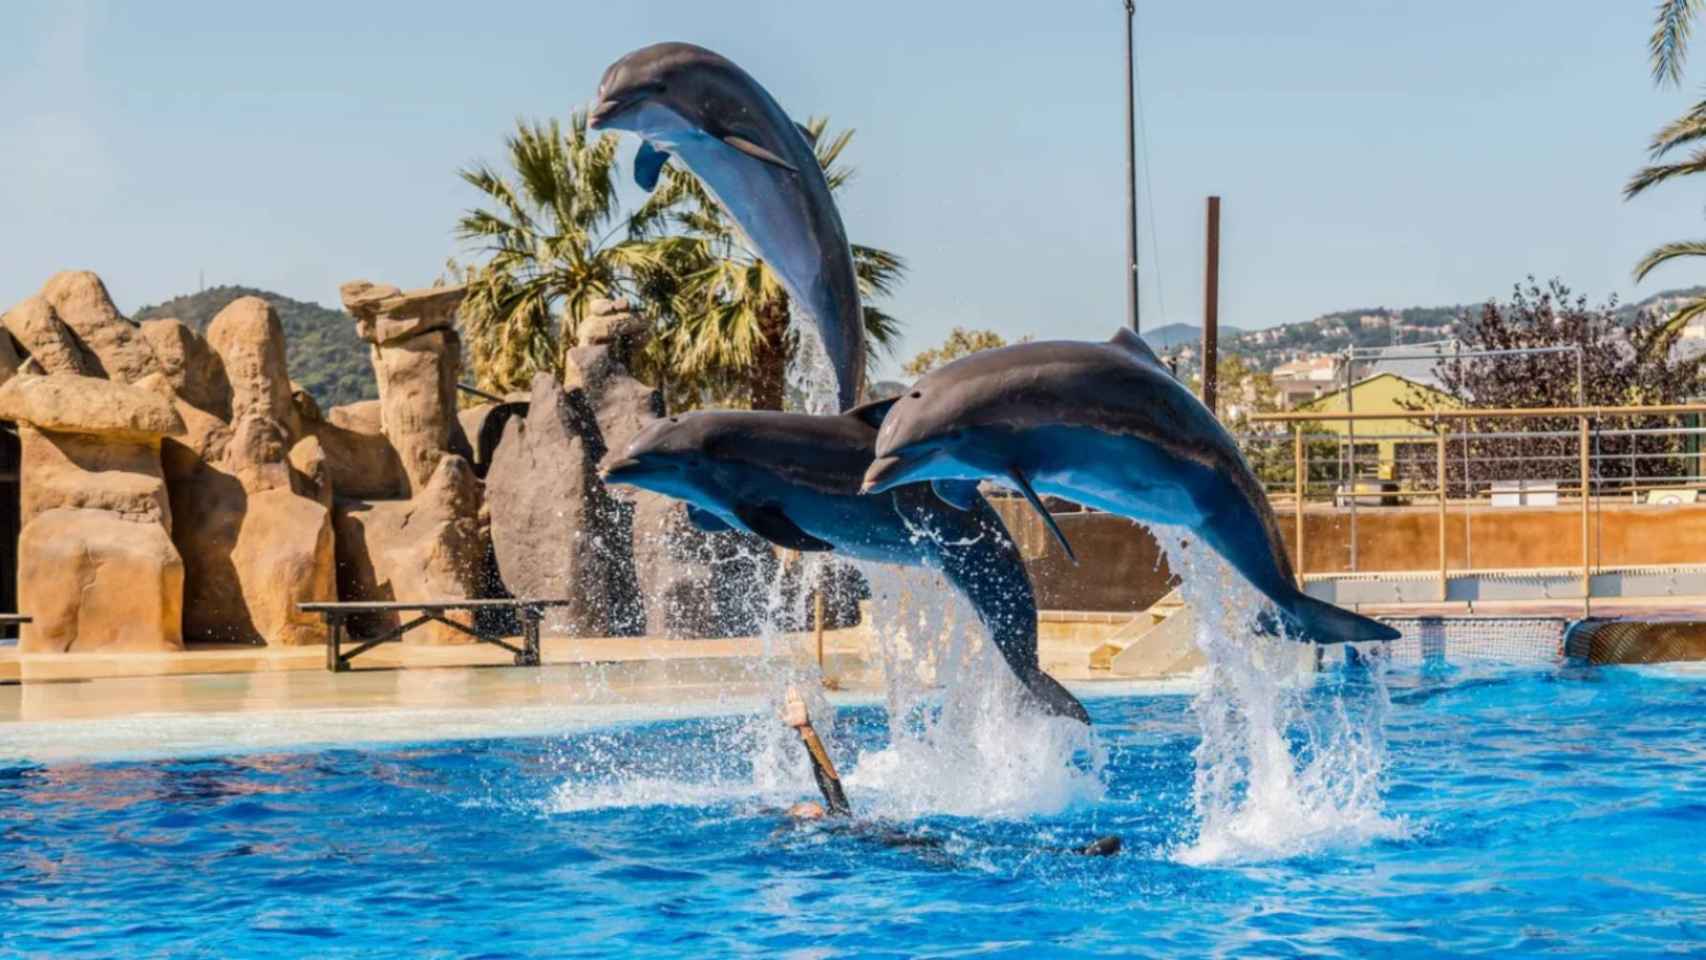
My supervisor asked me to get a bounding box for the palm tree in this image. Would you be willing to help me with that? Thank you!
[455,112,684,394]
[1627,1,1706,339]
[632,118,905,411]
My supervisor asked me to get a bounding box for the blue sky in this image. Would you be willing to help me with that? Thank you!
[1,1,1700,375]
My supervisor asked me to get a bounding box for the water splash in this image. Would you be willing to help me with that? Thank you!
[787,324,841,416]
[566,333,1099,820]
[840,563,1104,821]
[1148,526,1402,864]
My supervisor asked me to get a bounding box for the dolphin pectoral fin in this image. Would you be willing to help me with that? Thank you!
[634,141,670,191]
[734,502,833,552]
[845,396,897,431]
[685,505,732,533]
[1006,466,1077,564]
[720,134,798,173]
[931,479,982,511]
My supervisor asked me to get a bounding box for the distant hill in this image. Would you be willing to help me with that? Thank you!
[131,286,376,410]
[1219,285,1706,371]
[1142,322,1245,352]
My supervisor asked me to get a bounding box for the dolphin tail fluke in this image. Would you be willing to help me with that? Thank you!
[1020,668,1091,724]
[1281,594,1401,644]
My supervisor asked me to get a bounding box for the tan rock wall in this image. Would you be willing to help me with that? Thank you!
[17,426,170,529]
[2,296,97,376]
[39,271,160,383]
[18,507,185,653]
[332,455,483,644]
[139,317,232,418]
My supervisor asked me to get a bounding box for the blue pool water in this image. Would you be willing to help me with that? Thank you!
[3,664,1703,958]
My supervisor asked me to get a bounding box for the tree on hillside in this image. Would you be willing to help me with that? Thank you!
[903,327,1022,378]
[631,117,904,411]
[1626,0,1706,340]
[1413,278,1706,493]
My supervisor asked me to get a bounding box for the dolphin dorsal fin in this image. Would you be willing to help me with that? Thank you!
[845,396,897,430]
[1108,327,1166,369]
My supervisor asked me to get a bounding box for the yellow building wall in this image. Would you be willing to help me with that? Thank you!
[1299,374,1458,478]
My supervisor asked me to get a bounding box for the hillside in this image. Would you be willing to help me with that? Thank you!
[131,286,376,409]
[1217,285,1706,371]
[1142,321,1246,352]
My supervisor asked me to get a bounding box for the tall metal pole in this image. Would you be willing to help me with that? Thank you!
[1123,0,1140,332]
[1201,196,1221,415]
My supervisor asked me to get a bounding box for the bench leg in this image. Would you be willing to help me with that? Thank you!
[520,608,542,667]
[326,615,346,673]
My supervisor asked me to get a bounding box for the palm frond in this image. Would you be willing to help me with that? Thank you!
[862,306,902,356]
[1633,238,1706,281]
[1648,98,1706,157]
[852,244,907,299]
[1663,293,1706,339]
[1652,0,1704,87]
[1625,146,1706,198]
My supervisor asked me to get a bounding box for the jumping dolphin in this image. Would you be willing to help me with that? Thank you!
[599,403,1091,723]
[859,329,1401,645]
[589,42,866,412]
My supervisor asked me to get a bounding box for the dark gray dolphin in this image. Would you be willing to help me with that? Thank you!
[860,329,1400,645]
[589,42,865,411]
[599,402,1090,723]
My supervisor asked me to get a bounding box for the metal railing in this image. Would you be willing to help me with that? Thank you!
[1242,404,1706,613]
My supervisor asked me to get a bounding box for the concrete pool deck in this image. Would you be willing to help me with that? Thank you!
[5,596,1705,765]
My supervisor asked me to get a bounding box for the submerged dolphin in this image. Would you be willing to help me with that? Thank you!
[599,403,1091,723]
[589,42,866,411]
[860,329,1401,645]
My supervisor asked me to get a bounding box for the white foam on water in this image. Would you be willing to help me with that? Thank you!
[549,775,759,814]
[839,563,1104,821]
[1149,527,1403,865]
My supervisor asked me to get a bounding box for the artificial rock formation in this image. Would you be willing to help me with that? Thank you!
[333,454,484,644]
[39,271,161,383]
[1,270,779,652]
[168,297,335,646]
[0,374,186,652]
[488,372,622,635]
[487,299,767,638]
[340,281,470,494]
[324,280,486,642]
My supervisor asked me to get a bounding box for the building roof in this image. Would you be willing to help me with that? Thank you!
[1352,340,1455,389]
[1298,372,1458,413]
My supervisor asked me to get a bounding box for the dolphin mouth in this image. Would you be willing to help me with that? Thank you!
[588,96,631,128]
[598,456,643,482]
[860,455,909,494]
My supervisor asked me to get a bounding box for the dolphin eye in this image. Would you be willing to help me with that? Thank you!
[910,391,922,399]
[668,417,679,424]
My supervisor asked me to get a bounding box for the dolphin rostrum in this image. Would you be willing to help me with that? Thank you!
[860,329,1401,645]
[590,42,866,411]
[599,402,1091,723]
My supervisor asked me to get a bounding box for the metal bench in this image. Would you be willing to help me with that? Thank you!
[297,599,572,672]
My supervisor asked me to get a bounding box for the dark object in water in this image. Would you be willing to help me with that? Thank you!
[1078,835,1122,857]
